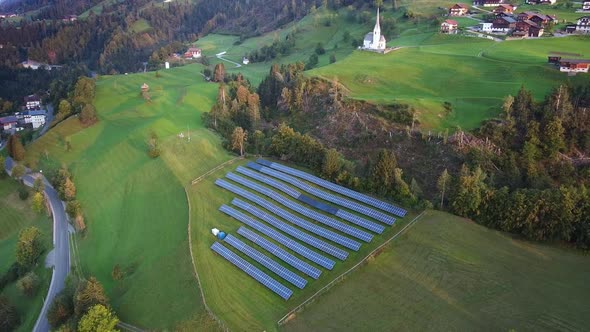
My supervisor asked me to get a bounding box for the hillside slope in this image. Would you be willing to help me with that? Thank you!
[283,210,590,331]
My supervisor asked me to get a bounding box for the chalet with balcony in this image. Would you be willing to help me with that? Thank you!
[559,59,590,73]
[515,20,544,37]
[449,3,470,16]
[493,4,515,15]
[492,16,517,32]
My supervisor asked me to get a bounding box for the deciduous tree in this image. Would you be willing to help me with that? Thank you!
[62,177,76,201]
[34,177,45,193]
[74,277,108,316]
[213,63,225,82]
[77,304,118,332]
[322,148,341,179]
[231,127,247,157]
[8,135,25,161]
[80,104,98,126]
[11,164,25,180]
[16,227,43,268]
[32,192,45,214]
[16,272,39,297]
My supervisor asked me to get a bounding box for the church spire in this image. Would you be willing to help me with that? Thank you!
[373,7,381,44]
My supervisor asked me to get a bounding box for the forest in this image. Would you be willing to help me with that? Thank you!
[203,64,590,248]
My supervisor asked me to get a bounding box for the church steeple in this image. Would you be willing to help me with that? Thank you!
[373,7,381,44]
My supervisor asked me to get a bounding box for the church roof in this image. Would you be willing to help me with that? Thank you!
[364,33,373,41]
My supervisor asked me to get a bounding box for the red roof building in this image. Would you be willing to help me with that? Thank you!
[449,3,469,16]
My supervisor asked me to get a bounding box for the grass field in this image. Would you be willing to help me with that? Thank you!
[188,161,420,331]
[24,63,232,330]
[310,34,590,129]
[194,7,374,84]
[283,210,590,331]
[0,177,52,332]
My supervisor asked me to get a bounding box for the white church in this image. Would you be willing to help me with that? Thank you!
[363,8,387,51]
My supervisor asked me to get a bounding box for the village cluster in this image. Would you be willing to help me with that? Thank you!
[443,1,590,37]
[0,94,48,135]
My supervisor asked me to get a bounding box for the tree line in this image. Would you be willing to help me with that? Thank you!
[204,64,590,248]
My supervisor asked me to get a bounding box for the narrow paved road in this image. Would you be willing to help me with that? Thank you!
[4,157,70,332]
[216,51,242,68]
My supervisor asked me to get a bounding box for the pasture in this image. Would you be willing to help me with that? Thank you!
[0,177,52,332]
[310,35,590,129]
[194,7,373,84]
[283,210,590,332]
[24,63,232,330]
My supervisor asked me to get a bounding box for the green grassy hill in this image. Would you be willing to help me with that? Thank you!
[310,35,590,129]
[24,64,231,330]
[0,177,52,332]
[283,210,590,331]
[195,7,371,84]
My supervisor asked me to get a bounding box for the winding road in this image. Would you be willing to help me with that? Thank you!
[4,157,71,332]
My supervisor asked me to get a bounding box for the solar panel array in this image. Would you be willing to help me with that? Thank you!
[211,160,409,300]
[238,227,321,279]
[257,159,408,217]
[232,198,350,260]
[237,166,300,199]
[217,200,335,270]
[226,172,372,244]
[210,242,293,300]
[224,234,307,289]
[252,165,396,225]
[239,164,384,234]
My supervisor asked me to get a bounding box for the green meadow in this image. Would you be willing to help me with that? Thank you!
[0,177,52,332]
[25,64,232,330]
[283,210,590,332]
[311,35,590,129]
[194,7,375,84]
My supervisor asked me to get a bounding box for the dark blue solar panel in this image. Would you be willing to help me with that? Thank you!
[238,227,321,279]
[257,159,407,217]
[231,198,351,259]
[224,234,307,289]
[210,242,293,300]
[253,165,396,225]
[216,201,335,270]
[226,173,373,243]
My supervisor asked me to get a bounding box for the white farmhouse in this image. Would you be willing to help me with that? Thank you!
[23,110,47,129]
[363,8,386,51]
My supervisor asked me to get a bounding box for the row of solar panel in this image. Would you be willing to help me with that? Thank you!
[215,182,336,270]
[232,198,350,259]
[251,164,396,225]
[257,159,407,217]
[223,234,307,289]
[239,165,385,235]
[227,172,371,245]
[210,242,293,300]
[238,226,322,279]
